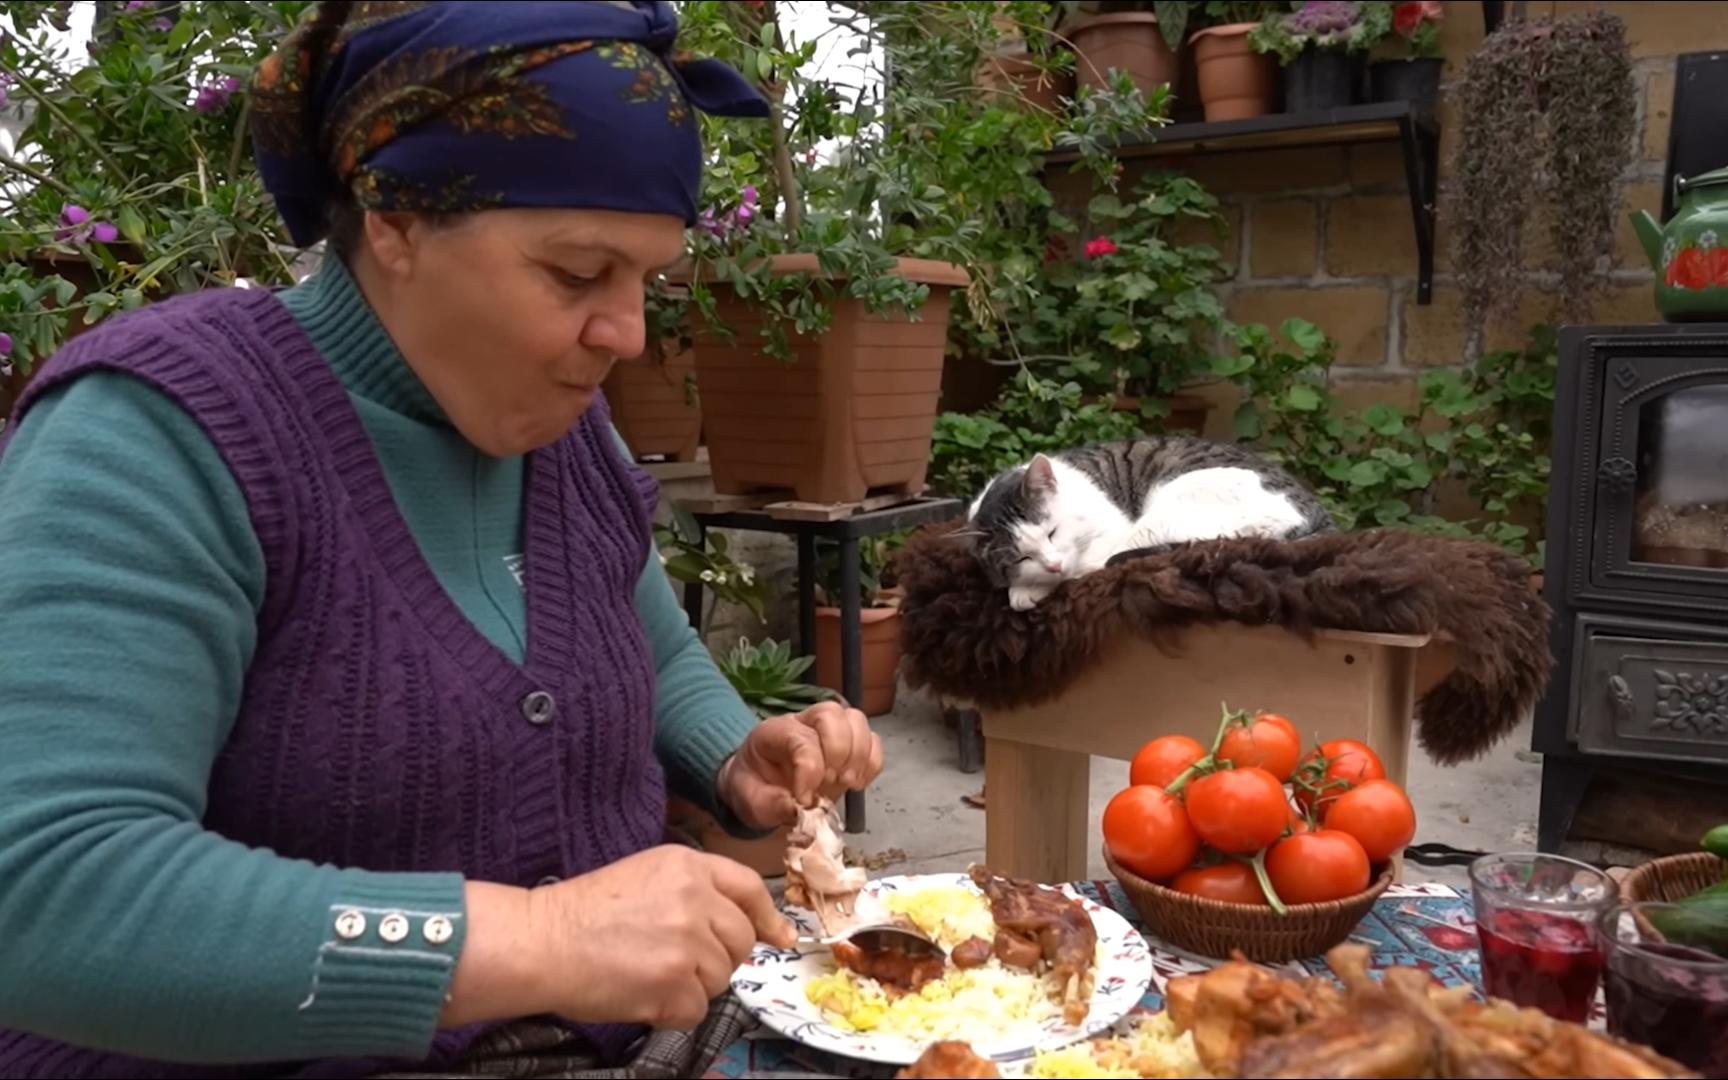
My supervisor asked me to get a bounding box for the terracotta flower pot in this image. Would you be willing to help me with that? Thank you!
[667,795,791,878]
[601,341,702,463]
[1190,23,1277,122]
[814,605,902,717]
[682,254,967,504]
[1069,12,1181,100]
[976,48,1074,114]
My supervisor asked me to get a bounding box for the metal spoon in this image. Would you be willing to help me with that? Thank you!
[792,921,945,959]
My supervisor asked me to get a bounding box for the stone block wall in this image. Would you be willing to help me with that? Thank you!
[1045,1,1727,434]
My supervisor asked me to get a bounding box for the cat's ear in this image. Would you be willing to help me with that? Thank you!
[1022,454,1058,499]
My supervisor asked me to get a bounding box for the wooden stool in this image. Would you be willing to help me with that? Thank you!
[980,623,1456,883]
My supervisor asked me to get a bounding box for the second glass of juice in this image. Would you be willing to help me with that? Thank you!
[1601,901,1728,1078]
[1469,852,1617,1023]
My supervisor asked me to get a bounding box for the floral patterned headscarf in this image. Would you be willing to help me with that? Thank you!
[251,0,768,247]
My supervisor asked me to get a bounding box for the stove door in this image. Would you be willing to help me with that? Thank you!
[1590,349,1728,608]
[1572,615,1728,765]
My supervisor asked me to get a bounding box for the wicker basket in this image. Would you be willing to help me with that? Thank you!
[1105,846,1394,963]
[1620,851,1726,904]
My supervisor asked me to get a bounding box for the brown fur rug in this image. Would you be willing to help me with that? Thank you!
[895,525,1552,765]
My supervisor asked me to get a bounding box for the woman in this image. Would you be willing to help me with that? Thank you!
[0,3,882,1077]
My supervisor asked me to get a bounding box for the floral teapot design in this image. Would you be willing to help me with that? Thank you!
[1632,166,1728,322]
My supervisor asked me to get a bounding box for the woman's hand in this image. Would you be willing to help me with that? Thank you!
[443,846,796,1032]
[717,701,884,830]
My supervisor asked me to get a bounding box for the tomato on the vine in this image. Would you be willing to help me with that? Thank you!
[1103,785,1200,882]
[1295,739,1388,815]
[1129,735,1205,789]
[1266,829,1371,905]
[1171,862,1268,906]
[1286,803,1310,836]
[1324,778,1416,862]
[1217,714,1303,782]
[1184,767,1289,854]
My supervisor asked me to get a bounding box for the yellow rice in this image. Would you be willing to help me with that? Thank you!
[1028,1013,1205,1079]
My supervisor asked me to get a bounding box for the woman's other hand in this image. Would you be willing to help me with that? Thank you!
[444,846,795,1032]
[717,702,884,830]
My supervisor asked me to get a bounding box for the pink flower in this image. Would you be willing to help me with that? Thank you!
[194,75,241,114]
[91,221,120,244]
[54,204,119,246]
[154,16,173,31]
[1084,236,1119,260]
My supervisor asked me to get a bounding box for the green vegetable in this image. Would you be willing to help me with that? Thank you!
[1648,897,1728,958]
[1702,824,1728,860]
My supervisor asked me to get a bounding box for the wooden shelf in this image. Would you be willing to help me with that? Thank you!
[1047,101,1442,304]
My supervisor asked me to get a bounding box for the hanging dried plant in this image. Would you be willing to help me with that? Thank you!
[1448,10,1636,342]
[1449,25,1542,338]
[1541,11,1636,321]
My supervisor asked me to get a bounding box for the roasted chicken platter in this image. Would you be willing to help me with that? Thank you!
[894,943,1700,1079]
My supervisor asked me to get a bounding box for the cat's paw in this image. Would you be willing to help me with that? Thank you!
[1008,585,1049,611]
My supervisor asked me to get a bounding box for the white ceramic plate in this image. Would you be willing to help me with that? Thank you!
[730,872,1154,1068]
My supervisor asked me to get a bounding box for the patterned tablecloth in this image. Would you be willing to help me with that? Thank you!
[706,880,1516,1080]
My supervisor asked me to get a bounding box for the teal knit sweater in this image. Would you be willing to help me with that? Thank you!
[0,260,759,1063]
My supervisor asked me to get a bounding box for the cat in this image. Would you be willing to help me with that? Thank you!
[966,435,1335,611]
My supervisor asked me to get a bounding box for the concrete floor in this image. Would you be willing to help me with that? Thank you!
[842,681,1544,890]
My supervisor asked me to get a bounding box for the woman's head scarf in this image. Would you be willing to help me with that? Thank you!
[251,0,768,247]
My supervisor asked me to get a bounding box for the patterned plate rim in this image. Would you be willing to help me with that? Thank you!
[730,872,1155,1067]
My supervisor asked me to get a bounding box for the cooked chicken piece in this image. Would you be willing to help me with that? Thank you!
[1169,954,1350,1076]
[896,1041,1002,1078]
[968,865,1098,1025]
[951,936,993,969]
[831,939,946,994]
[783,798,867,936]
[1172,943,1699,1080]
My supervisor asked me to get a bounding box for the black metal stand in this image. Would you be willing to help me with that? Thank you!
[679,496,967,833]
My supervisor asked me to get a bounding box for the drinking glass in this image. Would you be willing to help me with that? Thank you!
[1468,852,1616,1022]
[1600,901,1728,1078]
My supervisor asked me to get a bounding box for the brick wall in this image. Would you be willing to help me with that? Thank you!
[1047,1,1728,431]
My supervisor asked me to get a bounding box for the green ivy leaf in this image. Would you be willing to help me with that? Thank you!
[1104,322,1142,351]
[1210,353,1254,378]
[1361,403,1405,436]
[1348,460,1389,488]
[1283,318,1327,354]
[1233,401,1264,440]
[1373,500,1412,524]
[1285,384,1322,412]
[53,277,77,306]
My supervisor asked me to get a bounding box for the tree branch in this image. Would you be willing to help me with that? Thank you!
[0,149,78,199]
[6,67,131,184]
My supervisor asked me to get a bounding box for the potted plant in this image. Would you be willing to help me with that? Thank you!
[0,0,310,420]
[668,635,838,877]
[1369,1,1445,118]
[975,4,1076,116]
[811,531,911,718]
[1061,1,1190,100]
[601,283,703,463]
[1251,1,1393,113]
[1008,171,1233,430]
[1189,1,1286,121]
[672,2,1156,506]
[666,2,972,505]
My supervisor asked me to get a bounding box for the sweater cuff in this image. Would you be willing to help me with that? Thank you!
[291,872,467,1059]
[664,701,770,841]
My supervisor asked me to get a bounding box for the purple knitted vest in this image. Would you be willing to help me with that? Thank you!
[0,288,668,1078]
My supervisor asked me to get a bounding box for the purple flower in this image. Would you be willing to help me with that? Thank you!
[54,204,119,245]
[124,0,152,10]
[0,332,11,357]
[741,185,758,207]
[91,221,120,244]
[1290,0,1361,34]
[154,16,172,31]
[194,76,240,114]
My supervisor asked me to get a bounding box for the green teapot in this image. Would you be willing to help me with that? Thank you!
[1632,165,1728,322]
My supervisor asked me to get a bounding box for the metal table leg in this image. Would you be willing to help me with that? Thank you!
[796,531,817,658]
[838,535,865,833]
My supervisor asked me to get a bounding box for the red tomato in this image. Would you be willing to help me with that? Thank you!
[1184,767,1289,855]
[1103,785,1200,882]
[1324,779,1416,863]
[1296,739,1388,815]
[1286,804,1310,836]
[1266,829,1371,905]
[1218,715,1303,782]
[1171,862,1269,906]
[1129,735,1206,789]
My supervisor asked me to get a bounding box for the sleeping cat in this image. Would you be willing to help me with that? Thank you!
[967,435,1334,610]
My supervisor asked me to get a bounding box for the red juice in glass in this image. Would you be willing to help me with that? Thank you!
[1602,904,1728,1078]
[1469,852,1616,1023]
[1477,908,1604,1023]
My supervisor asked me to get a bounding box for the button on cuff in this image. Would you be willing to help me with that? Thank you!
[423,915,456,946]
